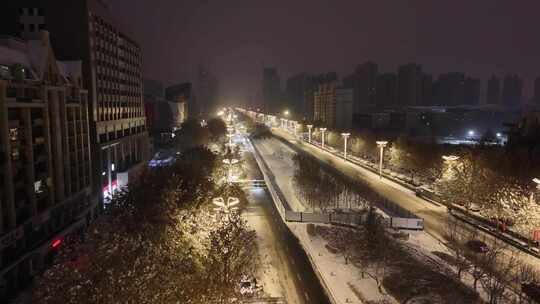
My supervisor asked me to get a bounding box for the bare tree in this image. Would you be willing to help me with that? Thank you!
[443,216,470,280]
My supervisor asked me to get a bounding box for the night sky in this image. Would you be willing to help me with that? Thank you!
[109,0,540,103]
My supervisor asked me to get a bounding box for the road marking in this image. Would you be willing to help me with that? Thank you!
[296,273,302,281]
[304,291,310,301]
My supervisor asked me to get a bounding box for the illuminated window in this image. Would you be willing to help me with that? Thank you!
[34,180,43,193]
[9,128,18,141]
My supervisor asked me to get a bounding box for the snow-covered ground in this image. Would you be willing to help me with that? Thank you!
[252,136,500,304]
[255,138,307,212]
[243,196,285,300]
[288,222,397,304]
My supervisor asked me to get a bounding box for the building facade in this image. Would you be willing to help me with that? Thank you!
[376,73,397,108]
[397,63,423,106]
[0,33,96,300]
[502,74,523,107]
[313,82,337,127]
[335,88,354,130]
[262,67,281,115]
[0,0,150,202]
[486,75,501,105]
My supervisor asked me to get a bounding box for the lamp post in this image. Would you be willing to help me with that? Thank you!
[284,110,290,117]
[442,155,460,162]
[320,128,327,149]
[376,141,388,179]
[212,197,240,214]
[341,133,350,160]
[533,177,540,199]
[307,125,313,143]
[294,122,299,137]
[223,158,239,182]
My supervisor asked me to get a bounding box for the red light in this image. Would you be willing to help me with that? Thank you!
[51,238,62,249]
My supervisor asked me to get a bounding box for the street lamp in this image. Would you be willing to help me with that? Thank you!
[212,197,240,213]
[284,110,290,117]
[376,141,388,179]
[533,178,540,191]
[294,122,299,137]
[307,125,313,143]
[223,158,239,182]
[320,128,327,149]
[341,133,350,160]
[442,155,460,162]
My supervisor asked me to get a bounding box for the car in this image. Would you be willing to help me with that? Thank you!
[469,204,481,212]
[466,239,489,253]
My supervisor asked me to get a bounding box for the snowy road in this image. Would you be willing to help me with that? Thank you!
[241,137,331,304]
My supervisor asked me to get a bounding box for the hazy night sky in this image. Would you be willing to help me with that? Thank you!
[109,0,540,103]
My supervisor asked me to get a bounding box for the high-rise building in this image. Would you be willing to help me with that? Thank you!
[285,73,308,120]
[397,63,423,106]
[313,82,337,127]
[0,0,151,205]
[144,81,190,145]
[464,77,481,106]
[335,88,354,130]
[196,65,219,116]
[502,74,523,107]
[486,75,501,105]
[376,73,397,108]
[534,77,540,104]
[262,67,281,115]
[421,74,433,106]
[432,72,465,106]
[0,33,95,300]
[345,62,378,111]
[304,73,338,122]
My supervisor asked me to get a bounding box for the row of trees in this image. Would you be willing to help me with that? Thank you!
[314,208,481,303]
[437,149,539,237]
[298,124,540,239]
[292,152,388,212]
[175,117,227,150]
[32,147,257,304]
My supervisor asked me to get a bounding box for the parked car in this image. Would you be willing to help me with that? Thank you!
[466,239,489,253]
[469,204,481,212]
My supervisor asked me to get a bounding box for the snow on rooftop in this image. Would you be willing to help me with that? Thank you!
[0,45,31,67]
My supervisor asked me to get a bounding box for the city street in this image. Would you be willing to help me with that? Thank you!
[240,135,331,304]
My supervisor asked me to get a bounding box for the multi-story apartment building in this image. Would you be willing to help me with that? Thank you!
[0,33,96,300]
[1,0,150,203]
[314,82,337,127]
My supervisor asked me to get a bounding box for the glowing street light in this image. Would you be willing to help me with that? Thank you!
[307,125,313,143]
[533,178,540,189]
[223,158,239,182]
[442,155,460,162]
[376,141,388,179]
[284,110,290,117]
[467,130,475,137]
[341,133,351,160]
[212,197,240,213]
[320,128,327,149]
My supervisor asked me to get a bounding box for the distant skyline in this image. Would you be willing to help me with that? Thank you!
[109,0,540,103]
